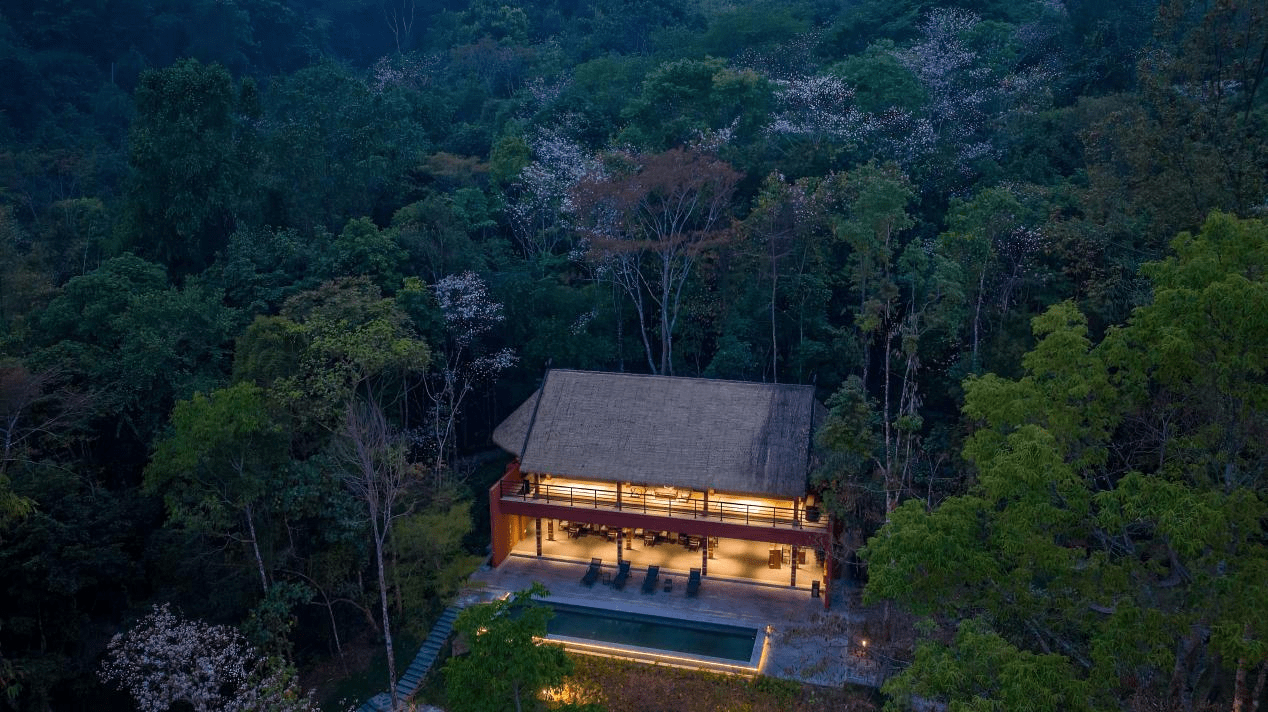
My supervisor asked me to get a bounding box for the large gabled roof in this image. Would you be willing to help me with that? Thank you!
[492,370,823,499]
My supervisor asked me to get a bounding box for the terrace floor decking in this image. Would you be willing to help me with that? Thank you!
[509,520,825,589]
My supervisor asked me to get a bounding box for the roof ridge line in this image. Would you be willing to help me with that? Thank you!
[548,369,816,390]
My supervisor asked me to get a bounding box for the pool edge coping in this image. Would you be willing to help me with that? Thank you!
[537,593,769,673]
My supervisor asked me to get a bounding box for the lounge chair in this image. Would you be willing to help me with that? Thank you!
[640,565,660,594]
[612,560,631,590]
[686,568,701,597]
[580,557,602,586]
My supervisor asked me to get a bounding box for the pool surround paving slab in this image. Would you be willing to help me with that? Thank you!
[466,556,881,688]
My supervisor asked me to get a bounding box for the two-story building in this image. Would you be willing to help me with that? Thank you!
[487,369,834,607]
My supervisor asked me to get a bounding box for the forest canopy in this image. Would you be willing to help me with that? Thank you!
[0,0,1265,710]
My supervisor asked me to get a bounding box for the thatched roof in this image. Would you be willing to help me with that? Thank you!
[492,370,824,499]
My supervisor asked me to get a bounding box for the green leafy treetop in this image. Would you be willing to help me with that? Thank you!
[444,584,573,712]
[861,214,1268,711]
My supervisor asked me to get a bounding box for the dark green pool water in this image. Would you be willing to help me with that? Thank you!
[545,602,758,662]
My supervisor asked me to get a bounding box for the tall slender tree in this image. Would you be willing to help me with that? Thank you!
[333,400,417,712]
[575,148,740,375]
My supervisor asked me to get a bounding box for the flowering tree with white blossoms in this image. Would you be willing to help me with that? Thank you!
[891,9,1056,187]
[766,73,875,150]
[100,603,320,712]
[504,129,605,258]
[421,272,516,478]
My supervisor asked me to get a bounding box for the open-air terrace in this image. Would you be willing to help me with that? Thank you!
[498,475,828,532]
[510,517,826,589]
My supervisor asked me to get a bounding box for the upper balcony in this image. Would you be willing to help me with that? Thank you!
[495,475,827,532]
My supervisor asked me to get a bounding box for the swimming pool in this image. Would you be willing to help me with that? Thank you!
[544,601,760,664]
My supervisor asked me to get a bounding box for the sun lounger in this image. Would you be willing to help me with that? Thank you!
[580,557,602,586]
[612,560,631,590]
[686,568,701,597]
[641,565,660,594]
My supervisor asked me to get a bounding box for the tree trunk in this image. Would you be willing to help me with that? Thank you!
[883,326,898,516]
[771,260,778,383]
[660,253,672,375]
[374,525,400,711]
[319,591,344,663]
[244,504,269,596]
[391,529,404,616]
[972,269,985,372]
[1233,624,1256,712]
[613,282,625,372]
[624,272,656,374]
[1250,660,1266,711]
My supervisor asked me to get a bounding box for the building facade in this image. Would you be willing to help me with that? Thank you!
[487,370,834,606]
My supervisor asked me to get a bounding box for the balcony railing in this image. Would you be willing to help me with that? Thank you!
[498,480,825,530]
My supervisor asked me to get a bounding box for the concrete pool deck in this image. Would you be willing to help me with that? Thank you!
[463,556,884,689]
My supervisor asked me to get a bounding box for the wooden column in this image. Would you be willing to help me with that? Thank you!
[488,471,511,566]
[535,517,543,557]
[616,530,624,564]
[793,497,801,527]
[790,545,798,587]
[823,520,833,610]
[701,536,708,576]
[547,519,555,541]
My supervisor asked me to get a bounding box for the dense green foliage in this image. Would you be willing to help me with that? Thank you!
[0,0,1265,710]
[863,215,1268,710]
[443,585,572,712]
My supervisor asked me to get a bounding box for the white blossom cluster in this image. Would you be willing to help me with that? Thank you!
[505,129,605,256]
[898,9,996,164]
[522,71,571,111]
[434,271,505,346]
[471,347,519,378]
[371,53,440,93]
[888,9,1056,181]
[691,120,736,152]
[734,27,827,81]
[999,225,1048,270]
[766,74,873,143]
[99,604,319,712]
[569,307,598,336]
[994,224,1050,310]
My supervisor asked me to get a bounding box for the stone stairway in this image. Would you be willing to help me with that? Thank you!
[357,605,463,712]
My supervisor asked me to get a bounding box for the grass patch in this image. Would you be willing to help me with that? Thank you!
[560,654,881,712]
